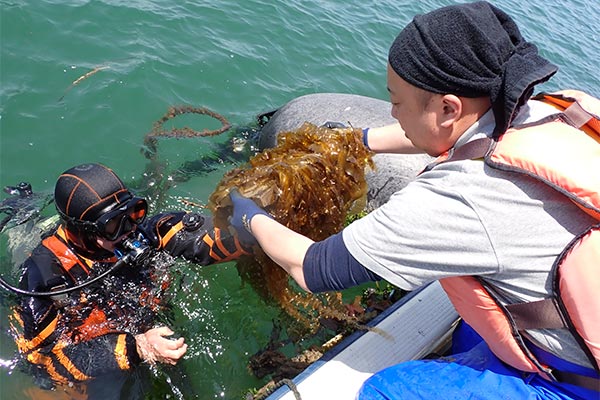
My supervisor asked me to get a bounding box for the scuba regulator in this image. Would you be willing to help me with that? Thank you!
[114,235,152,265]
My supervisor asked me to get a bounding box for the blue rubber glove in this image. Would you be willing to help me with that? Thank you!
[229,189,272,245]
[361,128,370,149]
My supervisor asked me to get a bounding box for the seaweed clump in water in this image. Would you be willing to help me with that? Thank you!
[207,123,374,332]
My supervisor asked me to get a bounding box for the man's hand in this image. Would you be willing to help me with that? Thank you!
[229,189,272,245]
[135,326,187,365]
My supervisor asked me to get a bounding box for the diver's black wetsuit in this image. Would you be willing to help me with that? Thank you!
[13,211,249,384]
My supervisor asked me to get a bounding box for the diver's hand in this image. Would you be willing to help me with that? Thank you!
[135,326,187,365]
[229,189,272,245]
[320,121,348,129]
[320,122,370,148]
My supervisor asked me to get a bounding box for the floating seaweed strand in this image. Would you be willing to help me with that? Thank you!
[143,105,232,160]
[136,105,234,207]
[57,65,110,102]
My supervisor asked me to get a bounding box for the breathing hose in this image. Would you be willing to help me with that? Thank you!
[0,237,149,297]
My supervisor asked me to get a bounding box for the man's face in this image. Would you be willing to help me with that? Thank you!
[386,64,449,156]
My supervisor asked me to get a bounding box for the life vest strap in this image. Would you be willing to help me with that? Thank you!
[505,298,567,330]
[553,370,600,392]
[526,338,600,391]
[448,136,492,160]
[422,137,492,173]
[562,101,595,130]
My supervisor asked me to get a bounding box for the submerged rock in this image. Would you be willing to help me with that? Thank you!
[259,93,432,209]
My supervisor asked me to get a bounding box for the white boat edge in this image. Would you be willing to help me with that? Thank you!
[266,281,460,400]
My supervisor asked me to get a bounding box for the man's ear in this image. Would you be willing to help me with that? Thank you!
[439,95,462,128]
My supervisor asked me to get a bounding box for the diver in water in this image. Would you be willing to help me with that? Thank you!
[0,182,53,233]
[10,163,251,387]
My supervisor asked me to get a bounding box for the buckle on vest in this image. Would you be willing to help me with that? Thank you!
[49,284,69,307]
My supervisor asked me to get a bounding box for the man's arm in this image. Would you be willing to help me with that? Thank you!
[249,214,313,291]
[365,123,423,154]
[237,211,380,293]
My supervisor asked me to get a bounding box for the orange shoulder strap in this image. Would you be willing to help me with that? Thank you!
[42,226,91,282]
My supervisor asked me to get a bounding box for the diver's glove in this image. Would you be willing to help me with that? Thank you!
[321,121,370,149]
[320,121,348,129]
[229,189,272,245]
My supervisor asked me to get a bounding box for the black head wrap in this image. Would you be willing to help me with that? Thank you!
[388,1,557,137]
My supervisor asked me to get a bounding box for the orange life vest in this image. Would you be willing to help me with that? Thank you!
[430,90,600,387]
[42,226,93,286]
[40,226,120,342]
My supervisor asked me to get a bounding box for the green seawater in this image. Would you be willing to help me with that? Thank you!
[1,0,598,399]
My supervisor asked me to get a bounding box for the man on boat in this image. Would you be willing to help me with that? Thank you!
[228,1,599,399]
[10,163,251,387]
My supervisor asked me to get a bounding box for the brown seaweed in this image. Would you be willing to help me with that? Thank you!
[208,123,374,334]
[209,123,373,236]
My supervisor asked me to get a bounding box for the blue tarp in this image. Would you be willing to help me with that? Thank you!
[357,322,598,400]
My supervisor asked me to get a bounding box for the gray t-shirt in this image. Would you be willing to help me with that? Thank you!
[343,100,597,368]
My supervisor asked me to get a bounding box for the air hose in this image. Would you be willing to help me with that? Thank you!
[0,237,149,297]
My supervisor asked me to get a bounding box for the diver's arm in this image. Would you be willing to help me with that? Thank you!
[17,259,61,342]
[365,123,423,154]
[142,212,251,265]
[59,333,141,377]
[25,328,181,378]
[16,261,142,379]
[250,214,313,291]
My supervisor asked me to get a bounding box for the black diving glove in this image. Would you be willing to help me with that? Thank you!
[320,121,348,129]
[320,122,370,149]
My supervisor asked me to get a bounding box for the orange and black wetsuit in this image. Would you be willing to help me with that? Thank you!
[11,211,250,384]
